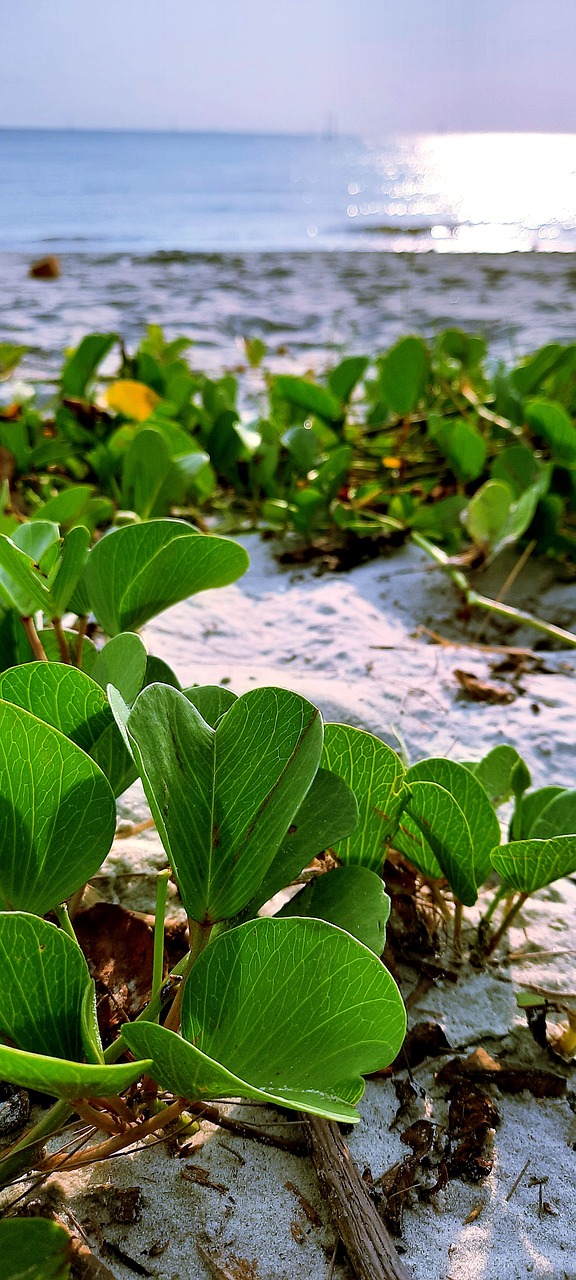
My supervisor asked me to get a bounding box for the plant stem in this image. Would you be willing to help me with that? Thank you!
[480,883,507,928]
[55,902,77,943]
[453,900,463,960]
[40,1097,189,1174]
[20,615,48,661]
[163,919,212,1034]
[483,891,529,959]
[51,616,71,663]
[74,615,88,668]
[0,1098,73,1188]
[151,870,171,1022]
[411,532,576,648]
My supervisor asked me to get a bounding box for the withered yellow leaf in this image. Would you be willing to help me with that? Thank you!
[105,380,160,422]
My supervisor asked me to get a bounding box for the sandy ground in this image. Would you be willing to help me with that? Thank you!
[3,534,576,1280]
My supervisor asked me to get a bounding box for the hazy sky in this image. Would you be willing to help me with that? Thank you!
[1,0,575,134]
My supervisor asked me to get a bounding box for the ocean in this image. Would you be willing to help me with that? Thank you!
[1,128,576,375]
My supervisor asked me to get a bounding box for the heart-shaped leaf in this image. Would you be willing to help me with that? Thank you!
[405,781,477,906]
[278,866,390,954]
[0,1219,72,1280]
[406,758,500,890]
[122,917,405,1122]
[83,520,249,636]
[0,1042,152,1100]
[491,836,576,894]
[0,700,116,914]
[0,913,99,1063]
[321,724,407,870]
[121,685,323,923]
[0,663,135,798]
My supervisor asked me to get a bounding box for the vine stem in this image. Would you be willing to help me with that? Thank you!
[51,616,71,663]
[151,870,171,1021]
[163,919,213,1034]
[20,615,47,661]
[55,903,77,943]
[39,1098,189,1174]
[411,532,576,648]
[74,615,88,668]
[483,891,530,958]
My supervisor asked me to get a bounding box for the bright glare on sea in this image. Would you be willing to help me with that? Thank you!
[1,129,575,254]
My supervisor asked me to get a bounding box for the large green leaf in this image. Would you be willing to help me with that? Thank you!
[0,1219,72,1280]
[405,758,500,891]
[123,917,405,1122]
[0,913,99,1063]
[491,836,576,894]
[120,685,323,923]
[321,724,407,871]
[278,865,390,954]
[242,766,359,917]
[0,663,135,798]
[83,520,249,635]
[405,781,477,906]
[0,1042,152,1100]
[525,398,576,466]
[0,700,116,914]
[183,684,238,726]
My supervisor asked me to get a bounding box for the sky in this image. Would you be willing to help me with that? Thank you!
[0,0,575,135]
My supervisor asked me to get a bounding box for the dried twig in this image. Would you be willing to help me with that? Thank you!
[307,1115,415,1280]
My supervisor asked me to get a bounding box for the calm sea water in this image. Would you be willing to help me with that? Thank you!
[2,128,576,254]
[2,130,576,377]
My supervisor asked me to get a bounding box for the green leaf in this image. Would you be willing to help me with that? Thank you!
[122,685,323,923]
[525,398,576,466]
[83,520,248,637]
[0,342,29,380]
[31,485,95,528]
[278,866,390,954]
[405,780,477,906]
[183,684,238,726]
[0,532,53,615]
[491,836,576,894]
[0,1219,72,1280]
[491,446,544,499]
[122,917,406,1122]
[428,416,487,484]
[519,786,565,838]
[405,758,500,891]
[379,337,429,416]
[38,628,97,675]
[328,356,369,403]
[0,661,134,797]
[469,744,525,806]
[49,525,90,616]
[241,766,360,918]
[530,790,576,840]
[0,1041,152,1100]
[0,913,98,1062]
[243,336,267,368]
[463,480,513,552]
[274,376,344,424]
[144,653,182,690]
[91,632,148,706]
[321,724,407,871]
[61,333,116,398]
[0,699,116,914]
